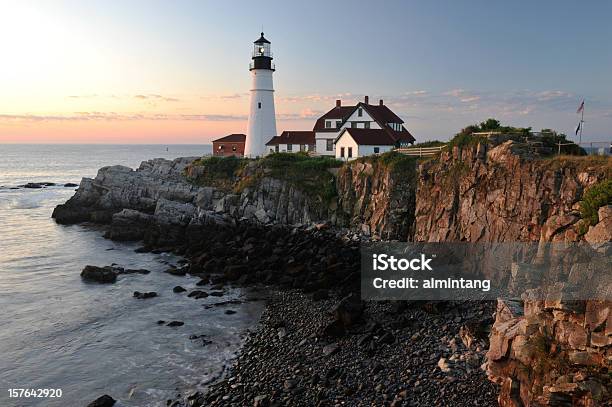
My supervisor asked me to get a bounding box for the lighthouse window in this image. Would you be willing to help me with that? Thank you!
[258,102,262,109]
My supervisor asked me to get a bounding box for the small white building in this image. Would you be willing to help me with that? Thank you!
[313,96,414,156]
[334,128,411,161]
[265,131,315,155]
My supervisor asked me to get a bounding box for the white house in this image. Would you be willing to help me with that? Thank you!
[265,131,315,155]
[334,128,410,160]
[313,96,415,156]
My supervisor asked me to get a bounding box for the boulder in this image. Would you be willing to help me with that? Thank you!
[81,265,117,284]
[584,205,612,244]
[173,286,187,293]
[330,293,363,327]
[133,291,157,299]
[86,395,115,407]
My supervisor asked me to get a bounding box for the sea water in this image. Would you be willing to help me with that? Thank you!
[0,145,264,407]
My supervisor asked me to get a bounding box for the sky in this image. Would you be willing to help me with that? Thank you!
[1,0,611,144]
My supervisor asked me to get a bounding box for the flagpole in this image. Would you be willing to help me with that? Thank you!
[579,104,584,145]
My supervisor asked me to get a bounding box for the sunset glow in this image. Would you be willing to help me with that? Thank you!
[1,0,611,143]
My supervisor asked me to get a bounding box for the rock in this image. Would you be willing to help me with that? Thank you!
[224,265,247,281]
[166,321,184,327]
[133,291,157,299]
[322,343,339,356]
[253,394,269,407]
[330,293,363,327]
[196,276,210,286]
[165,267,187,276]
[225,310,237,315]
[437,358,451,373]
[23,183,44,189]
[312,289,329,301]
[86,395,115,407]
[188,290,209,299]
[173,286,187,293]
[209,291,224,297]
[81,265,117,283]
[584,205,612,244]
[64,182,79,187]
[122,268,150,275]
[157,320,166,325]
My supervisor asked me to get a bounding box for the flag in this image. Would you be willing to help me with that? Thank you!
[577,100,584,114]
[575,121,582,135]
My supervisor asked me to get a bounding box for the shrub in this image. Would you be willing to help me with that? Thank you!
[580,179,612,226]
[186,155,247,189]
[412,140,446,148]
[249,153,343,205]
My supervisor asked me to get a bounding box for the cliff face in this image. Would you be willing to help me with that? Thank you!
[414,141,609,243]
[335,157,416,240]
[53,154,417,242]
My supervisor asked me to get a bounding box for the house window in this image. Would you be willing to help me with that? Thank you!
[258,102,262,109]
[348,147,353,158]
[275,145,279,152]
[326,139,333,151]
[358,108,363,117]
[287,144,293,151]
[218,144,224,150]
[364,122,370,129]
[374,147,380,154]
[351,122,357,128]
[300,144,305,152]
[336,121,342,128]
[340,147,345,158]
[325,120,331,128]
[232,144,237,152]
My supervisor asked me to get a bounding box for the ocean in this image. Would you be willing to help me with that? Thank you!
[0,145,264,407]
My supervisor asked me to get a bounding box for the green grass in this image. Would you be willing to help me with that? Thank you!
[240,152,343,206]
[412,140,446,148]
[580,179,612,226]
[185,155,247,190]
[447,132,488,149]
[352,150,418,175]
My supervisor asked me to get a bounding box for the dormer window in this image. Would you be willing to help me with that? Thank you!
[325,120,332,128]
[336,121,342,128]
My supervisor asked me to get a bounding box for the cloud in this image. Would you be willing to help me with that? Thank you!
[134,94,180,102]
[0,112,246,122]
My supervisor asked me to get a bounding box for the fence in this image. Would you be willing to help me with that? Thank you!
[396,145,448,157]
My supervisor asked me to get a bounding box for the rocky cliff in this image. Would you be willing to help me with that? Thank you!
[54,144,611,406]
[414,141,610,243]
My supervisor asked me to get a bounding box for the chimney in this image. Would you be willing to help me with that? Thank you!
[379,99,384,106]
[336,99,341,107]
[364,95,369,104]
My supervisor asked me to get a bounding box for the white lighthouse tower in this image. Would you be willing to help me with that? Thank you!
[245,32,277,157]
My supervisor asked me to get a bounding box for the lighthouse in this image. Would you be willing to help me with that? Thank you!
[245,32,277,157]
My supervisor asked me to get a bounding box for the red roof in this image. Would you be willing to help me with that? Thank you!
[313,102,405,132]
[335,128,415,146]
[312,106,355,132]
[212,133,246,143]
[265,131,315,146]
